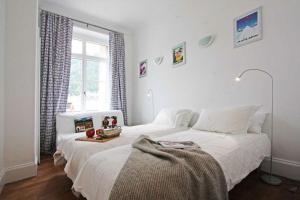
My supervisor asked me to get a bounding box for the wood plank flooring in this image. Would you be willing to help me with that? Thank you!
[0,155,299,200]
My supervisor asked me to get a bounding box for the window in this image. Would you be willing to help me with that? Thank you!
[67,27,110,112]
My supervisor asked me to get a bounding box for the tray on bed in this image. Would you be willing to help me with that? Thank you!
[75,136,119,143]
[75,128,122,143]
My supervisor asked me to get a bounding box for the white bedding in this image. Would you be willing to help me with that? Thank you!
[72,129,270,200]
[56,123,187,181]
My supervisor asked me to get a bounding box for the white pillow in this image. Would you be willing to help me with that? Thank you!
[153,108,192,128]
[192,105,259,134]
[174,110,193,128]
[248,112,267,134]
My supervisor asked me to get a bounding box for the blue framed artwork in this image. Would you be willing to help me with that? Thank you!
[234,7,262,48]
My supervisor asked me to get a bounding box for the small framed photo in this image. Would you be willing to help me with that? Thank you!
[172,42,186,67]
[139,59,147,78]
[234,7,262,48]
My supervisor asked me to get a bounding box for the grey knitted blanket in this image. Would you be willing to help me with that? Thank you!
[109,135,228,200]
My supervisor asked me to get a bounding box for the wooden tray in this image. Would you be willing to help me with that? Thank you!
[75,136,119,143]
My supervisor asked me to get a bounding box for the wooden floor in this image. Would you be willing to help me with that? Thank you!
[1,155,299,200]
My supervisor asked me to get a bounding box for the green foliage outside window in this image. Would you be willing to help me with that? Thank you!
[69,59,100,96]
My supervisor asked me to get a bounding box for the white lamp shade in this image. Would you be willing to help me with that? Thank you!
[153,57,164,65]
[199,35,215,48]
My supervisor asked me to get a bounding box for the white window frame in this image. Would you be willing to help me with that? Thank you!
[70,31,109,112]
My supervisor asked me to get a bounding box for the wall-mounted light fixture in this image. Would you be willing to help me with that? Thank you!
[198,35,215,48]
[153,57,164,65]
[147,89,155,120]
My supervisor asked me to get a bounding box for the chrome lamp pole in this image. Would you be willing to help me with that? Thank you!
[147,89,155,120]
[235,68,282,185]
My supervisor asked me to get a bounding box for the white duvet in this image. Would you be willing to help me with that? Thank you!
[72,129,270,200]
[55,124,187,181]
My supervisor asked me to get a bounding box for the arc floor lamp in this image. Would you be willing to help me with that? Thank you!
[235,68,282,186]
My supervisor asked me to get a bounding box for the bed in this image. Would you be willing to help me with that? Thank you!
[72,129,270,200]
[54,109,193,181]
[57,106,271,199]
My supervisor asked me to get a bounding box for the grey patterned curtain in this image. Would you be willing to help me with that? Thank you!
[40,10,73,154]
[109,32,128,125]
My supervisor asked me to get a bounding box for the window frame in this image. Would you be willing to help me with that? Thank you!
[69,31,109,112]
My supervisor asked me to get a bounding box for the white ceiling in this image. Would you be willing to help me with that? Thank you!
[39,0,224,31]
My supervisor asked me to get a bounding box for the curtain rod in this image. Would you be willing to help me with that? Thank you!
[39,9,120,34]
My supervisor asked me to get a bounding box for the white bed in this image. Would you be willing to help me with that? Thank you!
[54,109,193,181]
[56,124,187,181]
[72,129,270,200]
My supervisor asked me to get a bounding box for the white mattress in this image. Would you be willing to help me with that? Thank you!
[72,129,270,200]
[56,124,187,181]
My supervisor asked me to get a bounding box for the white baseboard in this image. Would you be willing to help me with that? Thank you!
[261,157,300,181]
[4,162,37,184]
[0,169,5,194]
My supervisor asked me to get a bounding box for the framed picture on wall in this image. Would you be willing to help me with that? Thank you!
[172,42,186,67]
[234,7,262,48]
[139,59,147,78]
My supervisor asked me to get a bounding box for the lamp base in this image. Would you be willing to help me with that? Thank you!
[260,174,282,186]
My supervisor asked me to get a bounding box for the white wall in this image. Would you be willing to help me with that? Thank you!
[4,0,38,183]
[0,0,5,191]
[132,0,300,179]
[39,2,134,125]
